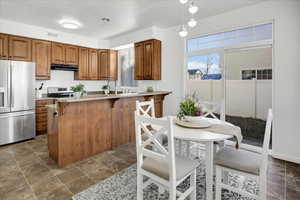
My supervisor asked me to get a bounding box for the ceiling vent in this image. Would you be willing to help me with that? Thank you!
[47,32,58,37]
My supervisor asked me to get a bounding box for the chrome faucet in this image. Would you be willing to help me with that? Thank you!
[114,80,118,95]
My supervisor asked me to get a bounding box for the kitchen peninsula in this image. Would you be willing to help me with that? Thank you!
[47,91,171,167]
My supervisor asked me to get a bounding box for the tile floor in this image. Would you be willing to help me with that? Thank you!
[0,135,299,200]
[0,135,136,200]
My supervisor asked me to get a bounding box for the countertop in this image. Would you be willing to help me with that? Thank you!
[56,91,171,103]
[36,91,171,102]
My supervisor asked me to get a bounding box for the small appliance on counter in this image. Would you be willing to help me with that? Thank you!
[47,87,74,98]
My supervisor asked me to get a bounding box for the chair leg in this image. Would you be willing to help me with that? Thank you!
[137,172,143,200]
[178,139,182,156]
[190,169,197,200]
[169,183,177,200]
[215,166,222,200]
[259,174,267,200]
[186,141,190,157]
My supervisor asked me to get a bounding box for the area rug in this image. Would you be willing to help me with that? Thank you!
[73,143,258,200]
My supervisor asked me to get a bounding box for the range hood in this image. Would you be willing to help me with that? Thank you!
[51,64,79,71]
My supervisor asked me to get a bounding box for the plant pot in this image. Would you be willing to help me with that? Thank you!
[104,89,109,95]
[73,92,82,98]
[184,115,205,122]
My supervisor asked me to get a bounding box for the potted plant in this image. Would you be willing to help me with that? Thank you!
[70,84,85,98]
[102,85,110,95]
[177,93,204,121]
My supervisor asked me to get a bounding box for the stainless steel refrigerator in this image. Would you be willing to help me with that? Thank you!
[0,60,36,145]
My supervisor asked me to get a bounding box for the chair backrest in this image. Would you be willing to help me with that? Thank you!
[200,100,225,121]
[260,109,273,172]
[136,99,155,117]
[134,112,176,182]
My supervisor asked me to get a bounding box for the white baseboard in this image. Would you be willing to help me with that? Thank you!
[271,152,300,164]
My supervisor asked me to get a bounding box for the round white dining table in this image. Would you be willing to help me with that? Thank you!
[172,119,234,200]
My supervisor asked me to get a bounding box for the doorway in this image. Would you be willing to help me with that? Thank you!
[224,46,273,147]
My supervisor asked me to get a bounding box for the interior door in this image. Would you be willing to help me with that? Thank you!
[224,46,273,147]
[0,60,10,113]
[11,61,35,112]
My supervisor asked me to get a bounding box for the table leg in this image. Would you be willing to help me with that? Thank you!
[205,142,214,200]
[177,139,182,155]
[186,141,190,157]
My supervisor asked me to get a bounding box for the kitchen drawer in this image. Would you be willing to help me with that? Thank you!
[36,99,54,106]
[36,107,47,114]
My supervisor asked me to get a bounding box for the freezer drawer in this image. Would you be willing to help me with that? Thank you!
[0,111,35,145]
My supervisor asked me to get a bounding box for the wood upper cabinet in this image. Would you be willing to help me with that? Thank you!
[75,47,89,80]
[0,33,8,59]
[98,49,109,80]
[134,42,144,80]
[9,36,32,61]
[65,45,79,65]
[143,41,153,80]
[32,40,51,80]
[51,43,78,65]
[98,49,118,80]
[89,49,98,80]
[134,39,161,80]
[51,42,65,64]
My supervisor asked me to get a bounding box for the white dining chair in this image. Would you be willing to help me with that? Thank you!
[136,99,168,146]
[136,99,156,118]
[214,109,273,200]
[135,113,199,200]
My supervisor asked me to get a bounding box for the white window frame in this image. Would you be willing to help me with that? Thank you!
[183,20,274,152]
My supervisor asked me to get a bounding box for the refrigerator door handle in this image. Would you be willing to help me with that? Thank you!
[0,60,10,112]
[0,110,35,119]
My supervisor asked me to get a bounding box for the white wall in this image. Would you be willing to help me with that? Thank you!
[109,0,300,163]
[109,26,185,116]
[0,18,111,92]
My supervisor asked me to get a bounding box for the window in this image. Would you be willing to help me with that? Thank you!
[241,69,272,80]
[187,23,272,52]
[187,53,222,80]
[118,47,138,87]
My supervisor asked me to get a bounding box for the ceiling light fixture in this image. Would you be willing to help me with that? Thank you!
[179,25,188,37]
[179,0,188,4]
[101,17,111,22]
[188,3,198,14]
[188,18,197,28]
[59,20,81,29]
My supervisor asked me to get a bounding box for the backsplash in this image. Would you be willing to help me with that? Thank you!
[35,70,161,94]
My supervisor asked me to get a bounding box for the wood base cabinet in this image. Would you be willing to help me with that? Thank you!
[36,99,54,135]
[47,92,170,168]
